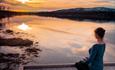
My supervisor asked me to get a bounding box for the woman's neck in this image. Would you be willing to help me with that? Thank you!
[97,39,104,44]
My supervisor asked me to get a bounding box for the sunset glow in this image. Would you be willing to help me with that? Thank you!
[3,0,114,11]
[17,0,29,3]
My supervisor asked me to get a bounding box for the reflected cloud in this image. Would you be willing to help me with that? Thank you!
[106,30,115,45]
[39,27,73,34]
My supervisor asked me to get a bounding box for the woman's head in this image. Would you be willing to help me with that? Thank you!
[94,27,106,40]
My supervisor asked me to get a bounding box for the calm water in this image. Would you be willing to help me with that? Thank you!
[1,15,115,65]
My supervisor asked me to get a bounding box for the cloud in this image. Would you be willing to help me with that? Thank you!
[0,0,38,11]
[1,0,115,11]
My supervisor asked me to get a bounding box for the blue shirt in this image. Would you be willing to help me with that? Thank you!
[86,44,106,70]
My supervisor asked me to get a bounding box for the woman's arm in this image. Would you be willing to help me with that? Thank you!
[86,45,97,65]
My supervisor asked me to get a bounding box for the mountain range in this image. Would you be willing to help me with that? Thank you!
[37,7,115,22]
[53,7,115,12]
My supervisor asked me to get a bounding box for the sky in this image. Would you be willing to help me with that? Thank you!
[1,0,115,11]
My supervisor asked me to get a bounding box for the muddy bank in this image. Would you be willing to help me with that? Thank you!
[0,29,41,70]
[0,29,33,46]
[0,47,41,70]
[0,38,33,46]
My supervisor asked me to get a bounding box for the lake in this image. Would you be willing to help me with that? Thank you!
[0,15,115,65]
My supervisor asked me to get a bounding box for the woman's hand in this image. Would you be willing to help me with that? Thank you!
[83,57,88,62]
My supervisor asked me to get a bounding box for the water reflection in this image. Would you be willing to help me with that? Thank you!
[0,15,115,66]
[17,23,31,31]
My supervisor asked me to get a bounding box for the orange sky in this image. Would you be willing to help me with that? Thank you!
[1,0,115,11]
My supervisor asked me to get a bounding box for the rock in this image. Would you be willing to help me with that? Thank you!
[0,53,19,63]
[25,47,42,53]
[0,23,2,27]
[5,29,13,34]
[0,23,5,30]
[0,38,33,46]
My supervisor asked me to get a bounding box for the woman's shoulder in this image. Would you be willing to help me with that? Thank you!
[93,43,105,46]
[92,43,105,48]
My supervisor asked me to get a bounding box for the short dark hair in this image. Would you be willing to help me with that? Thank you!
[95,27,106,39]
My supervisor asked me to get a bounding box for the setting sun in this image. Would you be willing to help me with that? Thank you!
[18,23,31,31]
[17,0,29,3]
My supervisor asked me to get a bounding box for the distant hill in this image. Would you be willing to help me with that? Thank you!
[37,7,115,22]
[54,7,115,12]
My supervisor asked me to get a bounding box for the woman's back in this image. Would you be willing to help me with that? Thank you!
[87,44,106,70]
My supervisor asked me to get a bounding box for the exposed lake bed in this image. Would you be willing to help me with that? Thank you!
[0,25,41,70]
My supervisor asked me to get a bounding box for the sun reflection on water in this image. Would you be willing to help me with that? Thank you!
[17,23,31,31]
